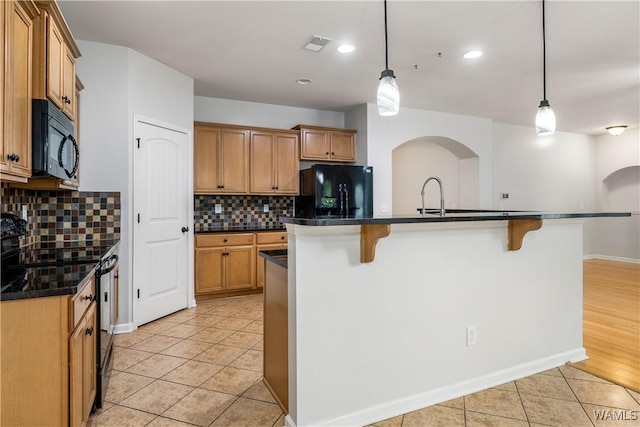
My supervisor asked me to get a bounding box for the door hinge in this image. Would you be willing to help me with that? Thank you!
[136,137,141,148]
[137,289,140,299]
[137,213,141,223]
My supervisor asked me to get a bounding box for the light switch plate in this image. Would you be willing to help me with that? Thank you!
[214,204,222,214]
[263,204,269,213]
[21,205,28,221]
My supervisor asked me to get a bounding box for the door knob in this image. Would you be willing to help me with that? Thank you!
[181,227,189,233]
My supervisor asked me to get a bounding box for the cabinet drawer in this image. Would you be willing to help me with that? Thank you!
[72,276,96,328]
[256,232,287,244]
[196,233,254,247]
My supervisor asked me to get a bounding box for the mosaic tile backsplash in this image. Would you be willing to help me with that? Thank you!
[1,185,121,246]
[194,195,293,231]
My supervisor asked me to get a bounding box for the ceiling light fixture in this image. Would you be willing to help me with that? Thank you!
[463,50,483,59]
[377,0,399,116]
[606,125,627,136]
[535,0,555,136]
[296,78,312,85]
[337,44,355,54]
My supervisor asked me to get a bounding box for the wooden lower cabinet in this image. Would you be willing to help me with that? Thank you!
[70,301,97,426]
[256,231,288,289]
[195,233,255,298]
[0,276,97,426]
[195,231,287,298]
[263,257,289,412]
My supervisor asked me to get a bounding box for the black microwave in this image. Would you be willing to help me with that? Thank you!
[32,99,79,180]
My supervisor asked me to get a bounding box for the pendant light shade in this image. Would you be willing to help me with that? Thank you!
[377,0,399,116]
[535,0,555,135]
[377,69,399,116]
[536,100,556,135]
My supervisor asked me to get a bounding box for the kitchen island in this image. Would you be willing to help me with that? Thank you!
[279,211,629,427]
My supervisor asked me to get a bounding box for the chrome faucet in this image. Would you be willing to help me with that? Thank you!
[421,176,445,217]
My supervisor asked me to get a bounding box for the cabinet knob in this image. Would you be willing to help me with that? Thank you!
[281,236,285,240]
[62,95,71,104]
[223,238,228,243]
[331,152,335,155]
[181,226,190,233]
[84,294,93,301]
[7,153,19,162]
[325,152,329,155]
[85,327,94,336]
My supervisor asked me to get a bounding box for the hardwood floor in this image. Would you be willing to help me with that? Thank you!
[569,259,640,392]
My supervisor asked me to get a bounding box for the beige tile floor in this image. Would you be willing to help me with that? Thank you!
[89,294,640,427]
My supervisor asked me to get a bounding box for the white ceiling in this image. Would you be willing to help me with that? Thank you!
[58,0,639,136]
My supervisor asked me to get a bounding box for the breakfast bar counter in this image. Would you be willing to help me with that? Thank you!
[279,211,629,427]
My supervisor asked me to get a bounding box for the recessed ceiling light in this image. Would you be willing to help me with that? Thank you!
[296,78,312,85]
[463,50,483,59]
[337,44,355,53]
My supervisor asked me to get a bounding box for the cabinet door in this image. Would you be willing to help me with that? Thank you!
[299,129,329,160]
[3,0,33,178]
[220,128,249,193]
[195,247,225,294]
[69,315,85,427]
[46,16,63,109]
[225,245,255,290]
[61,47,75,120]
[1,1,5,173]
[83,302,97,421]
[250,131,275,193]
[274,133,299,194]
[256,244,285,288]
[194,126,221,193]
[329,131,356,162]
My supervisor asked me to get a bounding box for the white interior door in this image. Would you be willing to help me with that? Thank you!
[134,119,189,326]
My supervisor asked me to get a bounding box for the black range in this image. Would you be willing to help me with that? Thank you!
[1,237,119,301]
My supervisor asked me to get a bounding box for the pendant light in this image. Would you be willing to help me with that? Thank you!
[535,0,555,135]
[377,0,399,116]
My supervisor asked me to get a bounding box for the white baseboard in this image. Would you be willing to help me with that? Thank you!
[113,322,136,334]
[584,254,640,264]
[286,348,586,427]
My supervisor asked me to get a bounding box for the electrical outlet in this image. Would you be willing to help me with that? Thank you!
[214,204,222,214]
[380,203,389,213]
[263,204,269,213]
[466,325,477,346]
[500,193,509,199]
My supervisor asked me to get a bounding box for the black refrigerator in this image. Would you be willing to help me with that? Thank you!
[295,164,373,218]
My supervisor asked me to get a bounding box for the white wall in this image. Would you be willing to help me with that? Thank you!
[76,40,194,329]
[492,123,596,212]
[194,96,343,130]
[364,104,495,216]
[590,128,640,261]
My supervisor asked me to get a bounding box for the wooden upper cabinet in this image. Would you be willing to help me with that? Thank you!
[46,16,63,108]
[1,0,38,183]
[294,125,356,162]
[194,123,249,194]
[250,130,299,195]
[32,1,81,122]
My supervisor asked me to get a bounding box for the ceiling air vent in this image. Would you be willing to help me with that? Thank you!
[304,36,332,52]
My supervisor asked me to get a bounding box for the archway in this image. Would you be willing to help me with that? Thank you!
[392,136,479,215]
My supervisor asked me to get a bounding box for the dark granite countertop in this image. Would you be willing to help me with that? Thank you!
[1,239,120,302]
[258,249,287,269]
[196,225,286,234]
[281,211,631,226]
